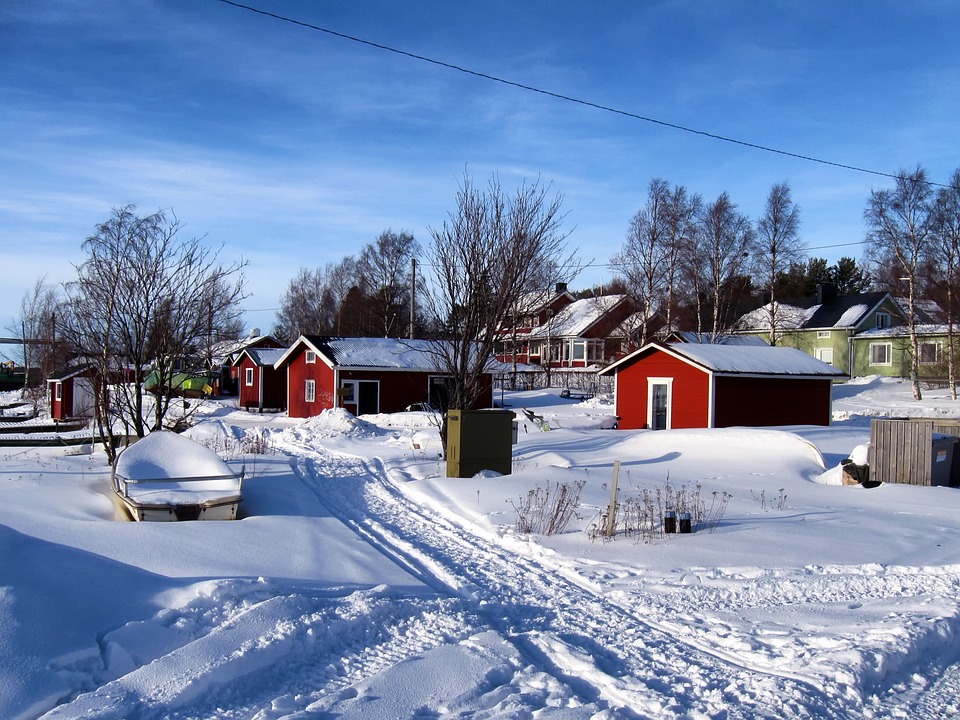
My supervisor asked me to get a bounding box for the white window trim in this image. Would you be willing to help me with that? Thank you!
[305,350,316,364]
[816,347,834,366]
[869,342,892,366]
[876,312,892,329]
[816,330,831,339]
[245,368,254,386]
[305,379,316,403]
[55,383,62,401]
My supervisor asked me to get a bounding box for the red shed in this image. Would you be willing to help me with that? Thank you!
[274,336,495,419]
[599,342,846,430]
[47,365,98,421]
[232,347,287,413]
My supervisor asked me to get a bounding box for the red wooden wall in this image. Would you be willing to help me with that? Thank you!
[614,350,709,430]
[713,376,832,427]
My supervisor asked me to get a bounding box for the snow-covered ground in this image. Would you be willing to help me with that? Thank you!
[3,376,960,718]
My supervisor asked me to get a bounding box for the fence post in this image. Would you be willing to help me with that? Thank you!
[605,460,620,537]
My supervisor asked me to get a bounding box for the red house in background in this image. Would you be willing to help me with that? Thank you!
[599,342,845,430]
[232,347,287,413]
[274,336,495,419]
[47,365,98,421]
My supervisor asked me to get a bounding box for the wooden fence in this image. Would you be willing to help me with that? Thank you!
[869,418,960,486]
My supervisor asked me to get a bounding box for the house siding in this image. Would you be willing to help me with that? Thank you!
[287,354,336,418]
[282,341,495,419]
[713,376,833,427]
[49,380,68,420]
[237,356,286,412]
[614,351,709,430]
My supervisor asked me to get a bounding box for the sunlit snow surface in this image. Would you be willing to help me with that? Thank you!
[2,378,960,718]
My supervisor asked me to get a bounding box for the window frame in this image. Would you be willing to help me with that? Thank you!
[919,341,941,366]
[245,367,254,386]
[869,342,892,366]
[305,379,316,403]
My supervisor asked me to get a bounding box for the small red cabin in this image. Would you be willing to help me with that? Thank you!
[274,336,495,419]
[47,365,98,421]
[599,342,845,430]
[232,347,287,413]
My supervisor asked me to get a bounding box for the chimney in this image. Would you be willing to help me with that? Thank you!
[249,327,261,338]
[816,283,837,305]
[555,282,568,294]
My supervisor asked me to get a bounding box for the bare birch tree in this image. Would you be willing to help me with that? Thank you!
[425,172,578,411]
[932,168,960,399]
[688,193,755,339]
[755,181,803,345]
[864,167,933,401]
[611,179,673,345]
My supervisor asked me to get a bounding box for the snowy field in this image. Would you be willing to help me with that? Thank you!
[3,376,960,718]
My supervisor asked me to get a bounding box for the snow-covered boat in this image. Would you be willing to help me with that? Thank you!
[111,430,243,521]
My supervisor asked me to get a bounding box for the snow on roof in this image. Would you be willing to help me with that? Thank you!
[834,304,869,327]
[736,302,819,331]
[528,295,628,338]
[672,332,769,346]
[243,347,286,366]
[602,342,846,377]
[280,337,493,372]
[670,343,846,376]
[855,323,956,339]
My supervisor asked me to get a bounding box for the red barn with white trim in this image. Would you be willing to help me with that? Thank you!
[599,342,846,430]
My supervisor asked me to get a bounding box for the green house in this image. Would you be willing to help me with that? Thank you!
[735,287,905,379]
[851,324,959,382]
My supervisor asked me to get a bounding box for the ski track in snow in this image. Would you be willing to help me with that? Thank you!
[39,430,960,719]
[282,439,842,718]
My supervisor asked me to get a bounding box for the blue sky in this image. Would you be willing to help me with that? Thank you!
[2,0,959,338]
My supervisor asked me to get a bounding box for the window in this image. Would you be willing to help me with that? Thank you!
[876,312,892,329]
[305,350,316,364]
[919,342,941,365]
[870,342,892,366]
[245,368,254,386]
[816,330,831,339]
[305,379,316,403]
[55,383,62,401]
[572,341,585,361]
[816,347,834,366]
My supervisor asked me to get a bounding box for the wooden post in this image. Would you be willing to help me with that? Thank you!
[605,460,620,536]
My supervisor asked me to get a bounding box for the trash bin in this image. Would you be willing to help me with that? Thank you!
[931,434,959,487]
[445,409,515,478]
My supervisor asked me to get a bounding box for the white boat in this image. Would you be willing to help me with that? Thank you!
[111,430,243,521]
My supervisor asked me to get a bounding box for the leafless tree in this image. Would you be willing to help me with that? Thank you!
[357,229,420,337]
[931,168,960,398]
[687,193,755,339]
[611,179,673,345]
[8,277,68,414]
[864,167,934,400]
[424,172,579,411]
[274,266,337,341]
[754,182,803,345]
[62,206,246,460]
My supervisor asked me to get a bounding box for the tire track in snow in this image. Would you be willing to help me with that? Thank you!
[284,440,850,719]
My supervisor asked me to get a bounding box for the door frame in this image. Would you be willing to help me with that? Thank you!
[647,377,673,430]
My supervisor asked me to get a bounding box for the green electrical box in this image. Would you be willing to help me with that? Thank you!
[445,409,515,478]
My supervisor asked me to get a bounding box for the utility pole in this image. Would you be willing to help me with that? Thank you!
[409,257,416,339]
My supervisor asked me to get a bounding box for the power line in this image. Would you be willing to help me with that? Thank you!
[213,0,947,187]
